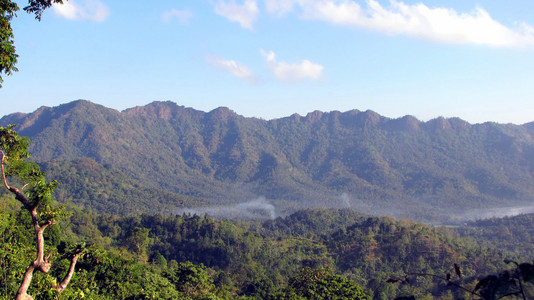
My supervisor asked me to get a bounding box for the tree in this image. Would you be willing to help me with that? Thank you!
[285,267,371,300]
[1,125,83,300]
[164,261,218,299]
[1,0,65,87]
[123,226,150,262]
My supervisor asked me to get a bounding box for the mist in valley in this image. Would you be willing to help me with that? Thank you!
[174,196,277,220]
[453,205,534,221]
[173,190,534,225]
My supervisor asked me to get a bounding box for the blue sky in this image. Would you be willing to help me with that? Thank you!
[1,0,534,124]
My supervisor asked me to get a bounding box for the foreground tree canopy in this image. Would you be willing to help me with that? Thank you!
[1,125,83,299]
[0,0,65,87]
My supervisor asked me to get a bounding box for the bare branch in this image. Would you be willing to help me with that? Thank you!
[39,220,55,230]
[0,150,10,190]
[56,253,81,294]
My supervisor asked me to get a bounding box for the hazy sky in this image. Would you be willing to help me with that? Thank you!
[1,0,534,124]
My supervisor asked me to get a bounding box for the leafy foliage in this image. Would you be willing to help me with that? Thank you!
[0,0,19,88]
[164,261,218,298]
[0,198,532,299]
[456,213,534,258]
[46,207,529,299]
[285,267,371,299]
[23,0,65,20]
[0,125,87,299]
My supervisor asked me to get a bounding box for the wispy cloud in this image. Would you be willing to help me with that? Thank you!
[265,0,295,16]
[214,0,259,30]
[52,0,109,22]
[265,0,534,49]
[162,9,192,24]
[207,55,257,84]
[174,197,277,220]
[261,49,323,82]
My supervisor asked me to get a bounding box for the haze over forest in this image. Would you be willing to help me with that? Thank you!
[2,99,534,223]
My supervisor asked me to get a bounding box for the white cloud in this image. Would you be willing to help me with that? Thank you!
[265,0,295,16]
[266,0,534,48]
[207,55,257,84]
[214,0,259,30]
[52,0,109,22]
[261,49,323,82]
[162,9,192,24]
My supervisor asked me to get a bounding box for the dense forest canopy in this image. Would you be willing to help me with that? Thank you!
[2,195,534,299]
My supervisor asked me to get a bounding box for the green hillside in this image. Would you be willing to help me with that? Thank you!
[456,212,534,259]
[2,100,534,221]
[40,158,208,216]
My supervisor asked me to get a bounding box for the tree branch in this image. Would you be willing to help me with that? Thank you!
[0,150,10,190]
[1,150,33,209]
[16,264,36,300]
[56,252,81,294]
[10,186,32,210]
[2,127,78,298]
[14,206,53,300]
[406,272,481,297]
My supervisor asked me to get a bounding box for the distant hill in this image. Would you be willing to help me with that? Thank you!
[40,158,208,216]
[2,100,534,221]
[456,212,534,258]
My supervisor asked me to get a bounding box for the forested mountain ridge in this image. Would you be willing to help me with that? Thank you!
[2,100,534,221]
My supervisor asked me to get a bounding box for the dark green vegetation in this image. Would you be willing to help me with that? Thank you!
[457,213,534,259]
[2,100,534,222]
[40,158,207,216]
[3,197,533,299]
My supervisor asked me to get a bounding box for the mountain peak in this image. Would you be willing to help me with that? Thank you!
[207,107,238,122]
[424,116,471,132]
[304,110,323,123]
[123,101,186,120]
[2,99,534,223]
[384,115,421,132]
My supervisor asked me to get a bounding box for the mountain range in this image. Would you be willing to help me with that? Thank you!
[2,100,534,222]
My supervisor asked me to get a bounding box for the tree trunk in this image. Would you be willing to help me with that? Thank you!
[15,207,52,300]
